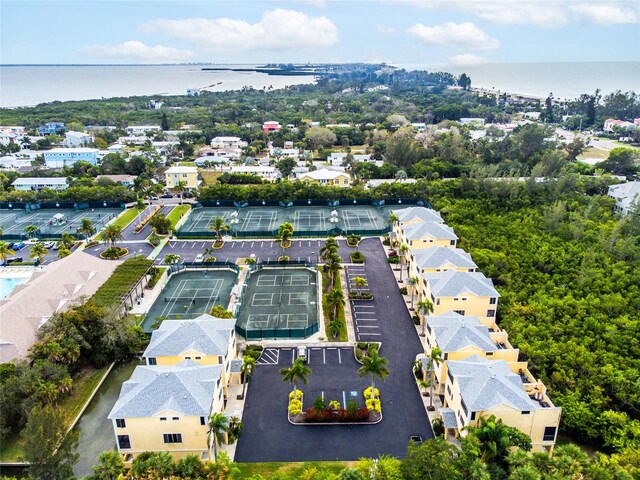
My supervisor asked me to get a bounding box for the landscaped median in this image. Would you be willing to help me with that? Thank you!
[287,389,381,425]
[166,204,190,231]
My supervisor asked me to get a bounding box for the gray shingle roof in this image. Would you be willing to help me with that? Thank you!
[230,359,243,373]
[143,314,235,358]
[425,271,499,298]
[403,222,458,241]
[439,408,459,428]
[413,247,476,271]
[393,206,443,224]
[447,355,537,411]
[427,312,496,352]
[108,360,222,419]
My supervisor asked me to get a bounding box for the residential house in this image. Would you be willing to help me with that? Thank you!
[298,168,351,187]
[95,175,136,188]
[229,165,279,181]
[210,137,248,149]
[108,361,224,464]
[0,132,19,146]
[603,118,635,133]
[393,206,444,227]
[37,122,65,135]
[608,181,640,215]
[439,355,561,452]
[126,125,161,136]
[12,177,68,191]
[395,222,458,250]
[194,156,229,167]
[263,121,281,133]
[269,147,300,159]
[420,311,518,394]
[165,166,200,191]
[459,118,486,126]
[0,126,26,136]
[43,147,99,168]
[0,156,31,171]
[187,88,200,96]
[411,123,427,132]
[408,247,477,299]
[420,270,500,326]
[328,152,373,167]
[64,131,93,148]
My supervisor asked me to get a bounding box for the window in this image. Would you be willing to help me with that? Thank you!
[163,433,183,444]
[543,426,557,442]
[470,412,476,421]
[200,416,206,425]
[185,356,191,360]
[522,411,530,415]
[436,299,441,305]
[453,297,459,301]
[461,398,468,415]
[453,310,465,315]
[195,356,201,360]
[148,357,157,365]
[461,297,467,301]
[486,352,494,356]
[182,174,187,178]
[487,309,496,317]
[450,240,455,245]
[490,297,497,304]
[172,417,179,421]
[160,417,166,421]
[115,419,126,428]
[117,435,131,449]
[446,384,452,397]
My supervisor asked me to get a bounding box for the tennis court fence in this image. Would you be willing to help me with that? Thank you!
[169,261,241,274]
[235,322,319,340]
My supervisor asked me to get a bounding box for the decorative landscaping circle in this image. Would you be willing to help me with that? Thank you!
[212,240,225,249]
[100,247,128,259]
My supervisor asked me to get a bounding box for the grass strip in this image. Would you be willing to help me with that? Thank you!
[166,205,190,230]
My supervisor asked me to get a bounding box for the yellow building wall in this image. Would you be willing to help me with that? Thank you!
[299,174,351,188]
[426,293,498,325]
[166,172,198,189]
[408,237,456,250]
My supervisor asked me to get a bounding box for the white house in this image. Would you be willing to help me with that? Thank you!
[64,131,93,148]
[43,148,99,168]
[126,125,161,136]
[459,118,486,126]
[12,177,68,191]
[269,147,300,159]
[194,156,229,167]
[608,181,640,215]
[118,136,148,146]
[229,165,279,181]
[210,137,248,149]
[0,126,25,136]
[411,123,427,132]
[0,156,31,170]
[603,118,635,133]
[328,152,374,167]
[0,132,19,146]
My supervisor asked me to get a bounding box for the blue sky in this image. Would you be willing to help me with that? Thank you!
[1,0,639,65]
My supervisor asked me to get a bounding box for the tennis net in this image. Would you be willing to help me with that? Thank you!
[165,295,219,302]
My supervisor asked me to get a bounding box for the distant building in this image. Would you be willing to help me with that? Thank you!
[43,147,99,168]
[608,181,640,215]
[522,112,541,120]
[64,131,93,148]
[12,177,68,191]
[263,121,281,133]
[459,118,486,126]
[148,100,164,109]
[411,123,427,132]
[0,126,26,135]
[0,156,31,170]
[269,147,300,159]
[96,175,136,188]
[229,165,278,181]
[164,166,199,191]
[298,168,351,187]
[126,125,161,136]
[37,122,65,135]
[186,88,201,96]
[0,132,19,146]
[210,137,248,149]
[603,118,635,133]
[328,152,373,167]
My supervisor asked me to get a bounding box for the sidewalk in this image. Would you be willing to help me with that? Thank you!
[219,382,247,460]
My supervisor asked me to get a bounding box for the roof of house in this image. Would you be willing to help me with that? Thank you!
[299,169,349,181]
[439,407,459,428]
[0,252,121,363]
[393,206,443,224]
[96,175,136,183]
[447,355,538,411]
[426,312,496,352]
[143,315,235,358]
[12,177,68,185]
[424,270,500,298]
[413,247,476,271]
[44,147,99,154]
[108,360,222,419]
[65,131,91,138]
[165,166,198,174]
[402,222,458,241]
[608,181,640,209]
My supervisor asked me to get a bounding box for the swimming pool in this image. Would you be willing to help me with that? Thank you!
[0,276,29,300]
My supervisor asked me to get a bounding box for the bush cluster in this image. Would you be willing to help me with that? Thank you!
[350,251,365,263]
[348,291,373,300]
[304,406,370,423]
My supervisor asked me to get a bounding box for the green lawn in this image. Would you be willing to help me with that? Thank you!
[179,161,196,166]
[199,169,223,185]
[95,208,140,240]
[235,461,354,478]
[0,365,110,463]
[166,205,190,229]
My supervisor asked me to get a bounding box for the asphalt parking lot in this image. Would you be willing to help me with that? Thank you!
[235,345,431,462]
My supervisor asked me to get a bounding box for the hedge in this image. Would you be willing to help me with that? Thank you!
[91,256,154,307]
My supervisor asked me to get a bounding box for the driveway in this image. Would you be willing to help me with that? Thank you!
[121,205,175,241]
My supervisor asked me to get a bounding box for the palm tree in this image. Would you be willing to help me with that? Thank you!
[0,226,4,239]
[135,197,146,226]
[102,224,123,248]
[326,288,345,322]
[29,242,48,264]
[164,253,181,265]
[407,277,419,309]
[327,319,342,339]
[320,237,339,261]
[24,224,39,239]
[174,180,187,205]
[60,232,76,249]
[388,212,399,227]
[277,222,294,251]
[240,355,256,399]
[0,241,15,266]
[279,357,311,396]
[352,276,368,291]
[417,298,434,337]
[203,247,216,262]
[398,243,408,282]
[358,347,389,400]
[324,252,342,289]
[418,379,431,397]
[207,412,229,462]
[426,346,443,410]
[78,218,95,242]
[208,216,229,246]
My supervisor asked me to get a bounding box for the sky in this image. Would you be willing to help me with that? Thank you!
[1,0,639,66]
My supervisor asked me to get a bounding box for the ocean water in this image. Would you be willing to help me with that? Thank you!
[0,276,28,299]
[0,62,637,108]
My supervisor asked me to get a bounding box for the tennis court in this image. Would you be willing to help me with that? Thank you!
[237,267,319,339]
[0,208,121,238]
[142,269,237,332]
[181,207,237,233]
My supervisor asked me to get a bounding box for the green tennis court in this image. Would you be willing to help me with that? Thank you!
[0,208,120,237]
[142,269,238,332]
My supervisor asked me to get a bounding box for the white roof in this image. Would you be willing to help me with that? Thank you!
[212,136,242,141]
[12,177,68,186]
[424,270,499,298]
[231,166,275,173]
[165,166,198,174]
[44,147,99,154]
[300,169,348,181]
[65,131,90,138]
[608,181,640,211]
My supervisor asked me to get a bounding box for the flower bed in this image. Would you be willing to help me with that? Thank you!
[347,235,361,247]
[348,291,373,300]
[212,240,225,249]
[288,393,380,425]
[350,251,365,263]
[99,246,128,259]
[354,342,381,363]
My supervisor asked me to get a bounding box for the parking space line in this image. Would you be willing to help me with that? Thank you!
[261,241,264,247]
[323,349,326,364]
[357,325,379,329]
[338,349,341,363]
[359,332,381,336]
[231,242,236,248]
[356,318,378,322]
[192,242,196,248]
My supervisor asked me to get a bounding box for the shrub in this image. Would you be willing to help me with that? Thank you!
[400,286,408,295]
[347,234,361,246]
[356,342,368,349]
[346,400,358,415]
[364,387,380,399]
[387,256,400,264]
[365,398,381,413]
[148,233,161,247]
[244,345,263,361]
[349,291,373,300]
[209,305,233,318]
[288,399,303,416]
[329,400,341,410]
[382,236,390,246]
[313,395,327,410]
[350,251,365,263]
[278,255,290,263]
[245,257,256,264]
[412,314,420,325]
[289,390,303,400]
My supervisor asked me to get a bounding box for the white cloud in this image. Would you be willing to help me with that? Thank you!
[570,3,639,24]
[407,22,500,50]
[299,0,328,7]
[81,41,193,63]
[375,24,396,34]
[140,9,338,52]
[449,53,488,66]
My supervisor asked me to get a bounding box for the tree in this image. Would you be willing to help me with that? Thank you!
[352,276,368,291]
[542,92,555,123]
[401,437,463,480]
[175,454,205,478]
[388,212,399,229]
[209,216,229,245]
[78,217,95,242]
[22,405,79,480]
[564,137,587,161]
[24,224,39,239]
[161,112,170,131]
[59,232,75,250]
[279,357,311,396]
[398,243,409,281]
[91,450,125,480]
[417,299,434,337]
[407,277,419,309]
[164,253,180,265]
[458,73,471,90]
[597,148,639,177]
[395,169,407,181]
[241,355,256,399]
[304,126,337,150]
[328,319,342,339]
[102,224,123,248]
[276,157,297,177]
[29,242,48,264]
[277,222,294,249]
[320,236,339,261]
[149,213,172,235]
[0,241,15,266]
[174,180,187,205]
[426,346,443,410]
[208,412,230,462]
[358,346,389,399]
[326,288,345,322]
[324,252,342,288]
